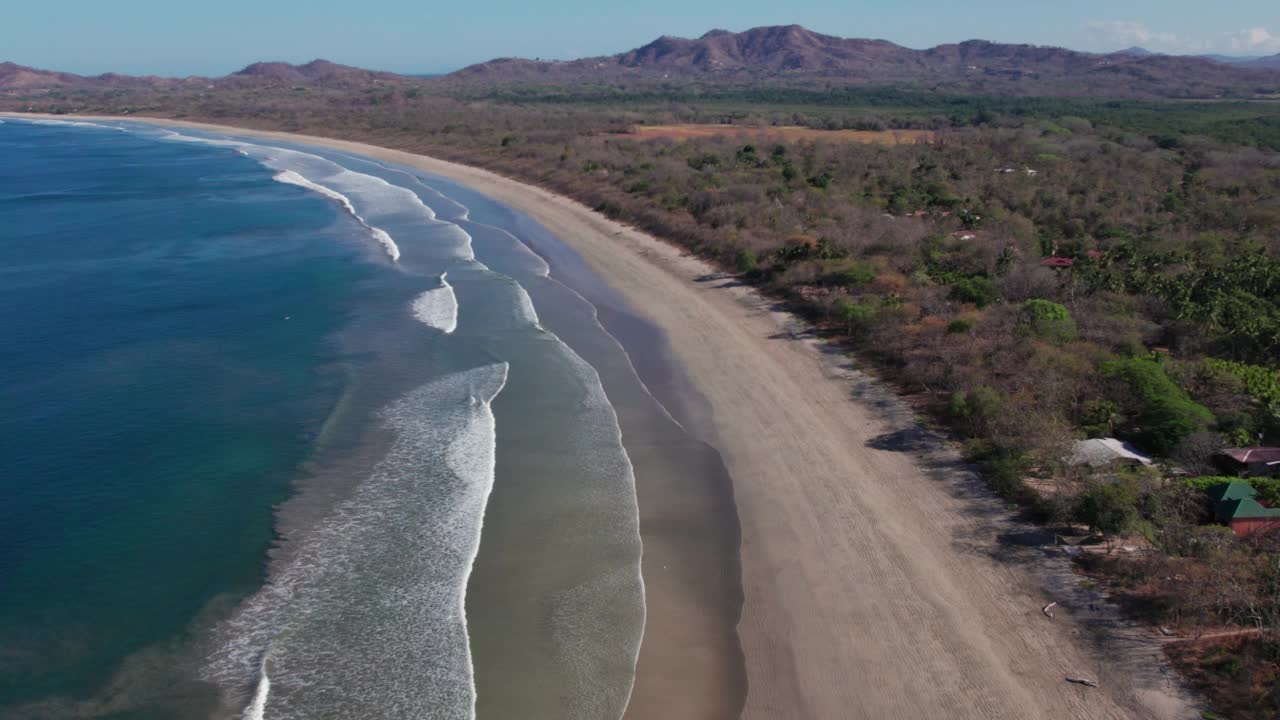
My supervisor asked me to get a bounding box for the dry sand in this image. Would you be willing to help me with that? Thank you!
[5,115,1201,719]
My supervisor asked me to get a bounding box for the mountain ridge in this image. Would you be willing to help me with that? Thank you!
[451,25,1280,98]
[0,59,400,91]
[4,26,1278,99]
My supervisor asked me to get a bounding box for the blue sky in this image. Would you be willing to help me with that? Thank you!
[5,0,1279,76]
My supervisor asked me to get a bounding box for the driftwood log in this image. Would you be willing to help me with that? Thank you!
[1066,677,1099,688]
[1042,601,1057,618]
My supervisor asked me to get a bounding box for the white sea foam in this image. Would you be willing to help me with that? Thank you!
[207,363,509,719]
[242,660,270,720]
[17,118,123,130]
[411,273,459,333]
[272,170,400,262]
[512,281,542,327]
[273,169,357,214]
[160,130,480,264]
[329,152,472,222]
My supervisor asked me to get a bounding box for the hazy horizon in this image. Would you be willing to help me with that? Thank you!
[5,0,1279,77]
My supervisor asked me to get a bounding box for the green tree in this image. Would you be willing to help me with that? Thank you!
[949,386,1004,438]
[1081,399,1122,437]
[834,263,876,287]
[949,276,999,308]
[1102,357,1215,454]
[1076,482,1140,542]
[1021,299,1077,343]
[833,297,877,337]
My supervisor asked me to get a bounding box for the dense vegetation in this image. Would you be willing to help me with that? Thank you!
[6,78,1280,716]
[471,84,1280,151]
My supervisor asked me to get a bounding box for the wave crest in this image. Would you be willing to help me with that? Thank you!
[273,170,400,262]
[412,273,459,334]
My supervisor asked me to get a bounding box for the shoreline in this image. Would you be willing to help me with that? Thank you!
[5,113,1201,718]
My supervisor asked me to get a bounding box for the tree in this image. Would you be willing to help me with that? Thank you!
[1102,357,1215,454]
[1081,399,1122,437]
[949,386,1003,438]
[1076,482,1140,546]
[1172,431,1226,476]
[833,297,877,337]
[1021,298,1077,343]
[949,276,999,308]
[735,248,758,274]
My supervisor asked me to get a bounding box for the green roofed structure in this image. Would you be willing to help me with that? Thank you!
[1208,482,1280,536]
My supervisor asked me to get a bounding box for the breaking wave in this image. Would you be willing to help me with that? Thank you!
[272,170,400,262]
[12,118,124,131]
[162,130,474,263]
[207,363,510,720]
[411,273,459,333]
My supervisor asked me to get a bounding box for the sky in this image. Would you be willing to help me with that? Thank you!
[4,0,1279,76]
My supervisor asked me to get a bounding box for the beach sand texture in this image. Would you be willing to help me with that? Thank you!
[8,115,1196,720]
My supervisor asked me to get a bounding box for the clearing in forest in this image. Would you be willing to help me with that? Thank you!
[627,124,936,144]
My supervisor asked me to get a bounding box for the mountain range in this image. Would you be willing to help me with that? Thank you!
[0,59,401,92]
[1119,47,1280,69]
[451,25,1280,97]
[4,25,1279,99]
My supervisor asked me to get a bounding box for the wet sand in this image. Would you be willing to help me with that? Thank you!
[5,114,1201,719]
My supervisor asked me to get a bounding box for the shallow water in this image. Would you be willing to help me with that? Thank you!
[0,119,643,719]
[1,118,749,720]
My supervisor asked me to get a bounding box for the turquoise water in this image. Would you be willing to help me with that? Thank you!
[0,120,665,719]
[0,121,374,716]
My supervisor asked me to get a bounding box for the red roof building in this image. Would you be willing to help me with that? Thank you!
[1217,448,1280,478]
[1040,257,1075,268]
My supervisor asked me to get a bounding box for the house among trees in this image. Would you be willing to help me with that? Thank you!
[1216,447,1280,478]
[1067,438,1154,468]
[1208,482,1280,536]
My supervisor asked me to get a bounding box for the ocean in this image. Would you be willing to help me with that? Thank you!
[0,118,714,719]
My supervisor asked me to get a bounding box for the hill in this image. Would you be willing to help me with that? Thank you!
[4,27,1278,100]
[224,59,402,87]
[1245,53,1280,69]
[0,59,401,93]
[452,24,1280,98]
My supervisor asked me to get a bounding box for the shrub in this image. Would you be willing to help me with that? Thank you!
[947,318,975,334]
[808,172,834,189]
[687,153,721,171]
[1186,476,1280,501]
[966,440,1033,498]
[833,297,877,336]
[984,454,1032,498]
[1203,358,1280,441]
[1102,357,1215,454]
[1185,475,1240,492]
[835,263,877,288]
[1021,298,1077,342]
[949,386,1003,437]
[1081,399,1122,437]
[1076,482,1140,537]
[734,248,758,274]
[949,276,999,308]
[595,200,625,219]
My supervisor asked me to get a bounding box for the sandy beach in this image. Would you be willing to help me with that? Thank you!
[6,114,1199,719]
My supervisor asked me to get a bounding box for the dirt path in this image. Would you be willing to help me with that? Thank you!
[5,114,1203,719]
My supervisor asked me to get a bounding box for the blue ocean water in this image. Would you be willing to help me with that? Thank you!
[0,121,375,716]
[0,120,661,719]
